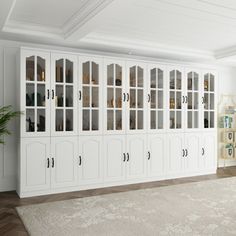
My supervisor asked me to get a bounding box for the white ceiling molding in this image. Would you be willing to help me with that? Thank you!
[0,0,16,30]
[215,45,236,59]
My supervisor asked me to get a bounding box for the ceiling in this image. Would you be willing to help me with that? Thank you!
[1,0,236,65]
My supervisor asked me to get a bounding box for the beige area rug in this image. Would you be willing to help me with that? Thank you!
[17,177,236,236]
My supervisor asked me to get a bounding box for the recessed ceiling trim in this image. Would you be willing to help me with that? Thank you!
[0,0,16,30]
[215,45,236,59]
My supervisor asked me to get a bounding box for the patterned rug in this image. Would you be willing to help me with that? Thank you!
[16,177,236,236]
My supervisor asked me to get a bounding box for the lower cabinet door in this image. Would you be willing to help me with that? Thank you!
[78,136,103,185]
[104,135,126,183]
[166,133,185,175]
[200,132,217,170]
[21,138,50,192]
[185,133,200,173]
[147,134,166,178]
[51,137,78,189]
[126,135,147,180]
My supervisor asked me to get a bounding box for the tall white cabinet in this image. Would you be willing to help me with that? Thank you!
[17,48,217,198]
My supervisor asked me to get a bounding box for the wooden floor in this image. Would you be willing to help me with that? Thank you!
[1,167,236,236]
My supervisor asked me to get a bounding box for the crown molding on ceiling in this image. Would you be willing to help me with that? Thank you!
[0,0,16,30]
[214,45,236,59]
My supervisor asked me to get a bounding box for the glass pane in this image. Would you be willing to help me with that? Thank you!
[26,56,35,81]
[138,90,143,108]
[176,111,181,129]
[158,69,163,89]
[158,91,163,109]
[92,110,99,130]
[130,66,136,87]
[56,109,63,131]
[204,74,209,91]
[137,67,143,87]
[176,92,181,109]
[115,88,122,108]
[187,72,193,90]
[170,111,175,129]
[92,87,99,108]
[151,111,156,129]
[151,69,156,88]
[130,89,136,108]
[26,109,35,132]
[83,87,90,107]
[115,64,122,86]
[194,111,198,128]
[83,62,90,84]
[188,92,192,109]
[194,92,198,109]
[107,88,114,108]
[210,74,214,92]
[170,91,175,109]
[66,86,73,107]
[204,112,209,128]
[130,110,136,129]
[194,72,198,91]
[210,93,214,110]
[158,111,163,129]
[176,71,181,90]
[188,111,192,128]
[56,85,64,107]
[83,110,90,131]
[66,109,73,131]
[137,111,143,129]
[210,112,214,128]
[107,64,113,86]
[37,84,45,107]
[170,70,175,89]
[37,57,45,82]
[204,93,209,110]
[66,60,73,83]
[151,90,156,109]
[92,62,99,85]
[56,59,63,83]
[37,109,45,132]
[26,84,35,106]
[107,110,114,130]
[116,110,122,130]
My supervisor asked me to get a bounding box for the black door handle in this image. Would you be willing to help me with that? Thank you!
[123,153,126,162]
[123,93,126,102]
[185,149,188,157]
[185,96,188,104]
[148,94,151,103]
[79,156,82,165]
[52,158,55,168]
[127,152,129,162]
[148,151,151,160]
[79,91,82,100]
[126,93,129,102]
[47,89,50,99]
[47,158,50,168]
[182,96,185,104]
[182,149,184,157]
[52,89,55,99]
[202,148,205,156]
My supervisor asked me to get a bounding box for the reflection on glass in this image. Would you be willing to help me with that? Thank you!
[204,112,208,128]
[56,85,63,107]
[83,87,90,107]
[83,62,90,84]
[176,71,181,90]
[26,84,35,106]
[210,112,214,128]
[138,111,143,129]
[176,92,181,109]
[151,111,156,129]
[138,90,143,108]
[204,93,209,110]
[107,88,114,108]
[188,72,193,90]
[210,93,214,110]
[107,110,113,130]
[66,110,73,131]
[26,56,35,81]
[137,67,143,87]
[151,90,156,109]
[92,62,99,85]
[92,87,99,107]
[116,110,122,130]
[66,60,73,83]
[210,74,214,92]
[92,110,99,130]
[204,74,209,91]
[56,109,63,131]
[188,92,192,109]
[151,69,156,88]
[194,72,198,91]
[194,111,198,128]
[83,110,90,130]
[130,89,136,108]
[130,110,136,129]
[115,88,122,108]
[56,59,63,83]
[170,91,175,109]
[158,91,163,109]
[158,69,163,89]
[107,64,114,85]
[130,66,136,87]
[188,111,192,128]
[37,109,45,132]
[170,70,175,89]
[194,92,198,109]
[37,84,45,106]
[66,86,73,107]
[176,111,181,129]
[115,64,122,86]
[37,57,45,82]
[170,111,175,129]
[158,111,163,129]
[26,109,35,132]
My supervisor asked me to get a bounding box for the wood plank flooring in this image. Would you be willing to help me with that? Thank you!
[1,167,236,236]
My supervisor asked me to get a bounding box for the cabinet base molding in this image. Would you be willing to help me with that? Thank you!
[17,168,217,198]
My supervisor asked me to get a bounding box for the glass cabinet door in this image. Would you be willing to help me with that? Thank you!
[129,65,145,131]
[81,60,100,132]
[24,52,50,136]
[203,73,215,128]
[106,63,124,133]
[149,67,164,131]
[52,54,77,135]
[187,71,199,129]
[169,70,183,129]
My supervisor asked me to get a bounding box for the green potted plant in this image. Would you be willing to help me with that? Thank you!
[0,105,21,144]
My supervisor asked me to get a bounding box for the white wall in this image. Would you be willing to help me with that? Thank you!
[0,39,236,192]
